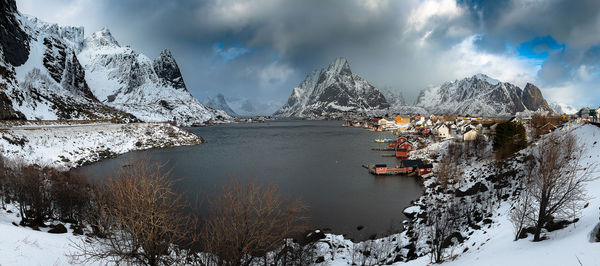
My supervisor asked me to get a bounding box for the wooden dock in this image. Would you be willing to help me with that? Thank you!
[362,164,412,176]
[371,148,395,151]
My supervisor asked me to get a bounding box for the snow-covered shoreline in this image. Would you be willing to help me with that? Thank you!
[0,121,203,170]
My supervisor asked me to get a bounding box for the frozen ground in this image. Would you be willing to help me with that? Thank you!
[0,121,203,169]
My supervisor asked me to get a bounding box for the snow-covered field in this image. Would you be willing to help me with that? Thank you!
[0,122,203,169]
[0,204,104,266]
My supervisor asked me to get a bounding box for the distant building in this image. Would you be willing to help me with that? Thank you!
[434,124,451,139]
[463,129,478,141]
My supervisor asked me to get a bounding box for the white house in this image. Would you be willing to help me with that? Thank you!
[463,129,478,141]
[435,124,451,138]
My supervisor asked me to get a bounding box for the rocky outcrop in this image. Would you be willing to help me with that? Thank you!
[521,83,554,113]
[0,0,30,66]
[153,50,186,90]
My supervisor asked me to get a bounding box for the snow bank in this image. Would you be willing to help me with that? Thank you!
[0,122,203,169]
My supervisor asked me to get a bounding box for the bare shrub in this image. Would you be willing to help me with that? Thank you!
[201,178,309,266]
[7,164,52,227]
[73,159,199,266]
[49,171,92,224]
[436,155,463,189]
[426,201,461,263]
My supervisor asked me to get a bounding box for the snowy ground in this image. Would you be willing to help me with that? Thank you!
[0,204,104,266]
[0,121,203,169]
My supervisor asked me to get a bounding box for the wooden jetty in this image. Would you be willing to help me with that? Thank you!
[371,148,395,151]
[363,160,433,176]
[362,164,412,175]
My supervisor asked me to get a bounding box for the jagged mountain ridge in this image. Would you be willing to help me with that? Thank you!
[415,74,556,116]
[206,94,238,117]
[0,2,135,121]
[0,0,227,124]
[78,28,229,125]
[274,57,389,117]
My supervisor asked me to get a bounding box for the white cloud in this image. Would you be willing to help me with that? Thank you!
[441,35,541,88]
[16,0,103,33]
[258,61,294,91]
[407,0,464,32]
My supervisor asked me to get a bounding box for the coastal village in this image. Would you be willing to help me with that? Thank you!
[349,106,600,179]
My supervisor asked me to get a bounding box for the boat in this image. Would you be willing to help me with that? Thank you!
[374,138,393,143]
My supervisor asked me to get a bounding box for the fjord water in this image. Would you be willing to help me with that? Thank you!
[76,120,422,240]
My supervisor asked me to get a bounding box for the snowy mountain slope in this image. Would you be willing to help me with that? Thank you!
[1,0,226,124]
[78,29,229,125]
[550,101,578,115]
[405,123,600,266]
[0,2,136,121]
[380,87,406,107]
[416,74,556,117]
[274,57,389,117]
[206,93,238,117]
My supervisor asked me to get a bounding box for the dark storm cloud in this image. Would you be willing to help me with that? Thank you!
[17,0,600,111]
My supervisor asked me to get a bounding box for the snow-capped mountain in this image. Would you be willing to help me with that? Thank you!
[0,2,135,121]
[550,101,578,115]
[274,57,389,118]
[206,93,238,117]
[0,0,226,125]
[78,28,228,125]
[415,74,556,117]
[380,88,406,107]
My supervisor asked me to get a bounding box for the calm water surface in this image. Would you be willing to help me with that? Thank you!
[75,120,423,240]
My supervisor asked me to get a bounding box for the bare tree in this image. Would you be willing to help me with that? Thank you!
[201,178,309,266]
[526,132,597,241]
[73,159,199,266]
[509,186,534,241]
[436,155,463,189]
[426,201,461,263]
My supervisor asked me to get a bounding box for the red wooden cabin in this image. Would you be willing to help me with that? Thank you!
[395,141,414,159]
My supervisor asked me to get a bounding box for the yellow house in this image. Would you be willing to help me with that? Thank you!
[395,116,410,124]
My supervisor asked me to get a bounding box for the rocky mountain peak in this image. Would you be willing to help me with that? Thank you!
[471,73,500,85]
[416,75,555,116]
[88,28,120,47]
[326,57,352,76]
[153,49,186,90]
[274,57,389,117]
[522,83,554,113]
[206,93,238,117]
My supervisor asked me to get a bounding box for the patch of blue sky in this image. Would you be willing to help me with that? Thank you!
[516,35,565,60]
[214,42,253,62]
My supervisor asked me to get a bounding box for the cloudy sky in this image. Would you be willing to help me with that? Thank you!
[17,0,600,114]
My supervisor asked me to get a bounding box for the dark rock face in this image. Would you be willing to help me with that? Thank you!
[153,50,187,90]
[0,90,25,119]
[522,83,554,112]
[0,0,30,66]
[42,37,97,101]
